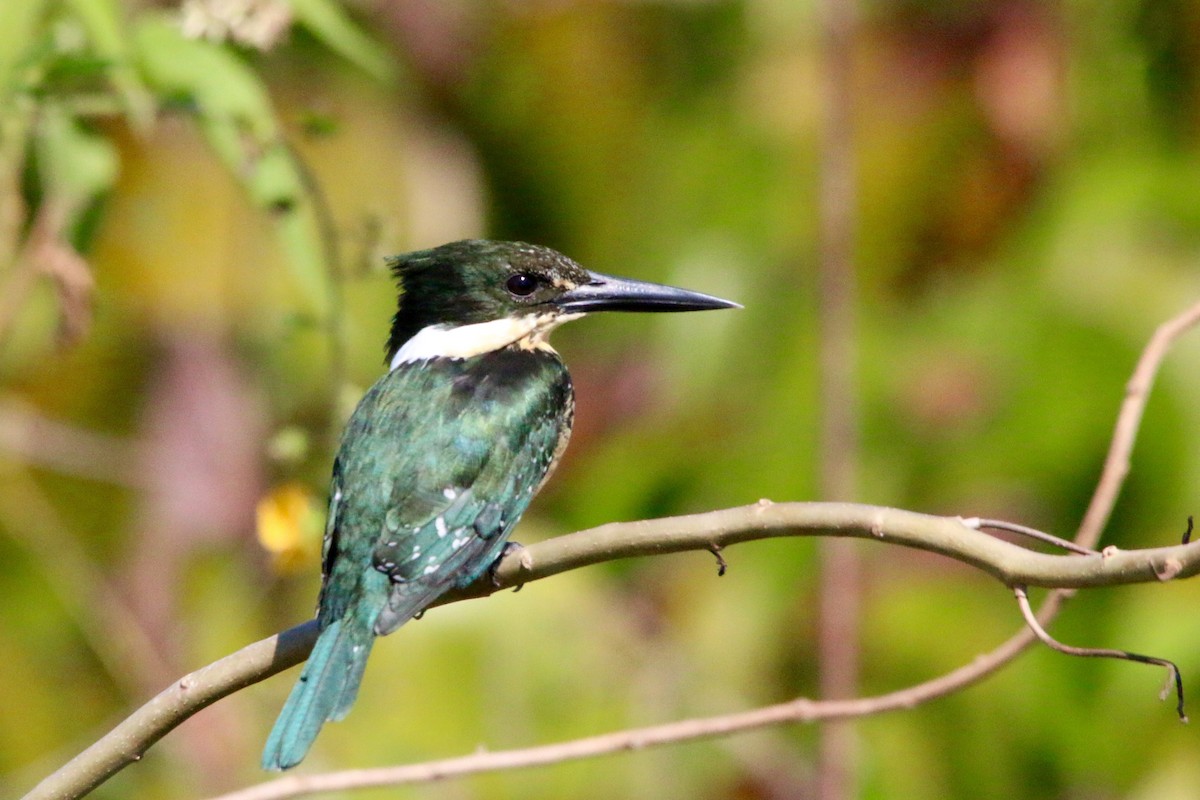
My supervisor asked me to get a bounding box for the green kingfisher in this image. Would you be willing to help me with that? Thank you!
[261,239,738,770]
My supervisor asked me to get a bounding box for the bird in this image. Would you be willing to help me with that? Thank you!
[261,239,738,770]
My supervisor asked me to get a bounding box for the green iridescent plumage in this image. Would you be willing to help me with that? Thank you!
[261,351,570,768]
[262,240,737,770]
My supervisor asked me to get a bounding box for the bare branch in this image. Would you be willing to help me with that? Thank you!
[474,503,1200,592]
[23,503,1200,800]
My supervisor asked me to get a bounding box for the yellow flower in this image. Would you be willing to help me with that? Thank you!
[257,483,322,574]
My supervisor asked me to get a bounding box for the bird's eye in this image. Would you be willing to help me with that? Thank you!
[506,273,539,297]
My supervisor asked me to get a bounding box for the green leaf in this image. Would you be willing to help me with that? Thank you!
[286,0,394,84]
[135,17,278,140]
[36,103,118,207]
[64,0,154,129]
[134,16,330,318]
[0,0,51,100]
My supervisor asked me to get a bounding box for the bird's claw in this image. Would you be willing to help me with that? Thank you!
[490,541,525,591]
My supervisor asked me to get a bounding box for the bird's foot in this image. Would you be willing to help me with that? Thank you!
[490,541,525,591]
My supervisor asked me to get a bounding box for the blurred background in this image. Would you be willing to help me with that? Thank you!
[4,0,1200,797]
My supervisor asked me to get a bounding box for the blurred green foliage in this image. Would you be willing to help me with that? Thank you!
[3,1,1200,798]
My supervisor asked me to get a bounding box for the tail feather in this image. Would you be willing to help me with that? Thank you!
[261,615,377,770]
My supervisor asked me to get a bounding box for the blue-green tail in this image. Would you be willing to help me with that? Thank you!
[261,615,377,770]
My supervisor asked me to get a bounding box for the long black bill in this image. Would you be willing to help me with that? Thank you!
[555,270,741,314]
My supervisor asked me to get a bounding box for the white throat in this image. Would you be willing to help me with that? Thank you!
[390,312,583,369]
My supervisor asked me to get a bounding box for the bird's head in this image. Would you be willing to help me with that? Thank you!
[385,240,738,366]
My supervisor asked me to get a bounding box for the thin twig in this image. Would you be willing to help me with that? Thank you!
[707,543,728,576]
[1013,585,1187,722]
[963,518,1097,556]
[1076,300,1200,548]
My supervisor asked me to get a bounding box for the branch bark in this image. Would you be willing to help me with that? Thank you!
[23,502,1200,800]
